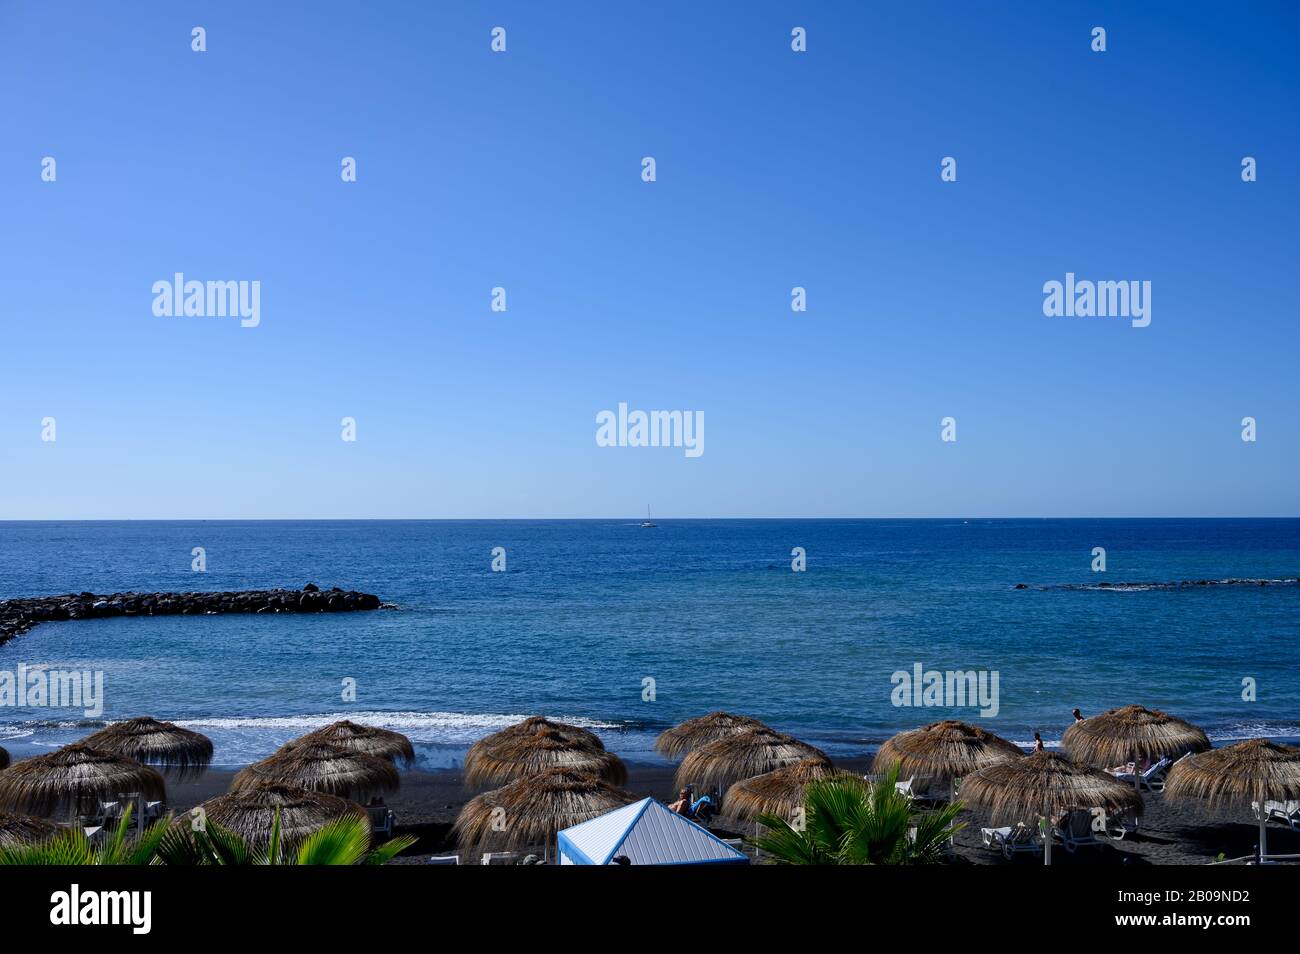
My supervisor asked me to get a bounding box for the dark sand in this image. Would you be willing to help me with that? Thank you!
[163,757,1300,865]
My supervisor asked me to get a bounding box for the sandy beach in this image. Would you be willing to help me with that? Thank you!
[159,757,1300,865]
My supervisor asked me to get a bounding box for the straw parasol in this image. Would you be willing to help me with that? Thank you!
[1166,739,1300,863]
[674,727,825,792]
[231,742,399,801]
[0,810,60,848]
[463,725,626,789]
[721,754,846,822]
[171,782,367,849]
[872,720,1023,795]
[655,712,771,761]
[961,750,1143,864]
[81,717,213,777]
[1062,705,1210,787]
[285,720,415,766]
[453,767,636,854]
[0,743,166,818]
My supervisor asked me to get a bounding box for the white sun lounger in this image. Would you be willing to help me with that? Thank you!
[1113,756,1171,792]
[982,824,1041,859]
[426,854,460,865]
[481,851,519,865]
[1252,801,1300,831]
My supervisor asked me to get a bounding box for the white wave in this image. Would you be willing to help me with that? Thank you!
[1208,722,1300,742]
[172,710,623,734]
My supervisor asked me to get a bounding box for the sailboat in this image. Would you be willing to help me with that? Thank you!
[641,506,657,529]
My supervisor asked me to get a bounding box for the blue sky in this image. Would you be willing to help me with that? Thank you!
[1,1,1297,518]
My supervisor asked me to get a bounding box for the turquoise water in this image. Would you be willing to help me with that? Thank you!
[1,519,1297,767]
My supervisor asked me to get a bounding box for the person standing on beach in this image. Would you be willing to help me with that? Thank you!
[1032,732,1045,752]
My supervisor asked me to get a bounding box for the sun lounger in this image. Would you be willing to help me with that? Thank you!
[426,854,460,865]
[1252,801,1300,831]
[1056,810,1103,853]
[895,777,915,798]
[1105,806,1139,840]
[368,806,395,837]
[481,851,520,865]
[1118,756,1172,792]
[981,824,1041,859]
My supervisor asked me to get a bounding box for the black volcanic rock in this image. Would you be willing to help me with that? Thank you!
[0,586,385,647]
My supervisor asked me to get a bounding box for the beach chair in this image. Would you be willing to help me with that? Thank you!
[144,800,165,822]
[97,800,123,826]
[1057,810,1102,853]
[481,851,520,865]
[1105,806,1139,840]
[895,777,915,799]
[1114,756,1171,792]
[688,793,717,824]
[426,854,460,865]
[368,806,395,837]
[981,824,1041,860]
[1254,801,1300,831]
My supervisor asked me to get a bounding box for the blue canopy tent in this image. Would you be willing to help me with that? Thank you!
[556,797,749,865]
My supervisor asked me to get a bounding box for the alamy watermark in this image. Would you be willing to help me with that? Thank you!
[152,273,261,328]
[1,663,104,717]
[891,662,999,718]
[596,403,704,458]
[1043,272,1150,328]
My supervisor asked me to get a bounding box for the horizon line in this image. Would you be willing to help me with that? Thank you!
[3,515,1299,523]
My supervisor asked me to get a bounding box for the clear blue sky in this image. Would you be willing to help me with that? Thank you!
[1,1,1296,518]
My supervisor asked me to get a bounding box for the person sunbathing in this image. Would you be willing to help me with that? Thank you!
[1108,756,1152,776]
[667,788,693,815]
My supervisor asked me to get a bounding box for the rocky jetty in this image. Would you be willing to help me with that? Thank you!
[0,584,382,647]
[1022,577,1300,592]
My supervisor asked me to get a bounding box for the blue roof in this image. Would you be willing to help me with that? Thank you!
[557,798,749,865]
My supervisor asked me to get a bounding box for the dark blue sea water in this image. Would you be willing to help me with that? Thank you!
[1,520,1298,768]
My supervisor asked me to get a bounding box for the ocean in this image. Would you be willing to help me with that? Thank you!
[1,519,1297,768]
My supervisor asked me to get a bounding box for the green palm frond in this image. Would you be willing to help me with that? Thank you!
[748,763,966,865]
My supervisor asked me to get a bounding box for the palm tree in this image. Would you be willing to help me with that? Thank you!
[155,808,416,865]
[0,805,170,865]
[0,805,415,866]
[752,765,964,864]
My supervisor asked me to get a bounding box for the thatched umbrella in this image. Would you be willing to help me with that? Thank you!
[721,754,846,823]
[1166,739,1300,863]
[0,810,60,848]
[655,712,770,761]
[674,728,825,792]
[453,767,636,856]
[82,717,213,778]
[872,720,1023,797]
[285,720,415,766]
[231,742,399,801]
[1062,705,1210,789]
[171,782,367,849]
[463,726,626,789]
[961,750,1143,864]
[0,744,166,819]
